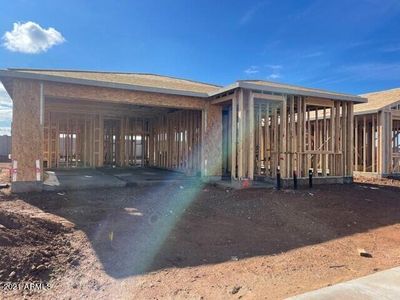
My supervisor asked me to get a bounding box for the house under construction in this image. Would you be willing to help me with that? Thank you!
[0,69,366,192]
[354,88,400,178]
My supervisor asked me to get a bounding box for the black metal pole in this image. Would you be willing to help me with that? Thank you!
[293,170,297,190]
[277,166,281,190]
[309,169,313,188]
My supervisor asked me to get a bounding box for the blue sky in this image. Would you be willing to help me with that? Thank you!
[1,0,400,134]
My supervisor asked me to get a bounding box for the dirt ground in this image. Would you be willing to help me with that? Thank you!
[0,167,400,299]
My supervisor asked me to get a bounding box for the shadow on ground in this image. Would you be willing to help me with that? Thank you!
[15,177,400,279]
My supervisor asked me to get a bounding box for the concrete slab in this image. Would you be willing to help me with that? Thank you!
[288,267,400,300]
[43,167,198,191]
[12,181,43,193]
[99,167,198,186]
[43,169,126,191]
[213,179,274,190]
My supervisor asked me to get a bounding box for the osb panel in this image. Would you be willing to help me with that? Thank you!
[202,103,222,176]
[44,82,207,110]
[12,79,42,181]
[45,97,173,119]
[357,88,400,113]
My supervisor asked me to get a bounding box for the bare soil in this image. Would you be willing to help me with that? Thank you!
[355,174,400,188]
[0,175,400,299]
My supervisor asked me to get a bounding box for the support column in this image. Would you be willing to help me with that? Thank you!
[201,102,222,179]
[363,115,367,172]
[11,79,43,192]
[354,116,358,171]
[248,92,255,180]
[378,110,392,176]
[231,92,237,180]
[347,102,354,177]
[372,114,375,172]
[385,111,393,175]
[119,117,125,166]
[237,89,244,179]
[280,95,287,178]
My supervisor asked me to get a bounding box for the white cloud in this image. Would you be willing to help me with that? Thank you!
[267,73,281,80]
[0,108,12,118]
[266,65,282,80]
[302,51,324,58]
[339,63,400,81]
[309,62,400,86]
[0,84,12,135]
[244,64,283,80]
[0,127,11,136]
[2,21,65,54]
[239,2,267,25]
[381,44,400,53]
[265,64,282,70]
[0,87,10,133]
[0,84,12,108]
[244,65,260,75]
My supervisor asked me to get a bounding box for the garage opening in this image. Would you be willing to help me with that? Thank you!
[43,98,202,175]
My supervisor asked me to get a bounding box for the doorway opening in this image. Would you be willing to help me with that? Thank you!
[103,119,120,166]
[222,108,232,178]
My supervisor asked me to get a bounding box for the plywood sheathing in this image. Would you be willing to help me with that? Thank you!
[45,97,174,118]
[44,82,208,110]
[201,103,222,177]
[356,88,400,114]
[12,79,43,181]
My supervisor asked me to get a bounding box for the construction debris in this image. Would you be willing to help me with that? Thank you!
[358,248,373,258]
[0,183,9,189]
[230,285,241,294]
[329,265,346,269]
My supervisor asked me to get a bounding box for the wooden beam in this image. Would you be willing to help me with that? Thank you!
[354,116,358,171]
[231,92,238,179]
[248,92,255,180]
[211,93,235,105]
[237,89,244,179]
[372,114,375,172]
[280,95,287,178]
[252,93,284,102]
[305,97,334,107]
[363,115,366,172]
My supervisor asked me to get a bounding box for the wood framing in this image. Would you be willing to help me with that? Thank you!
[219,91,356,181]
[354,88,400,178]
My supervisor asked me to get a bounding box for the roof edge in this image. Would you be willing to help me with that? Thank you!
[0,69,210,98]
[8,68,222,88]
[354,109,380,115]
[238,81,366,103]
